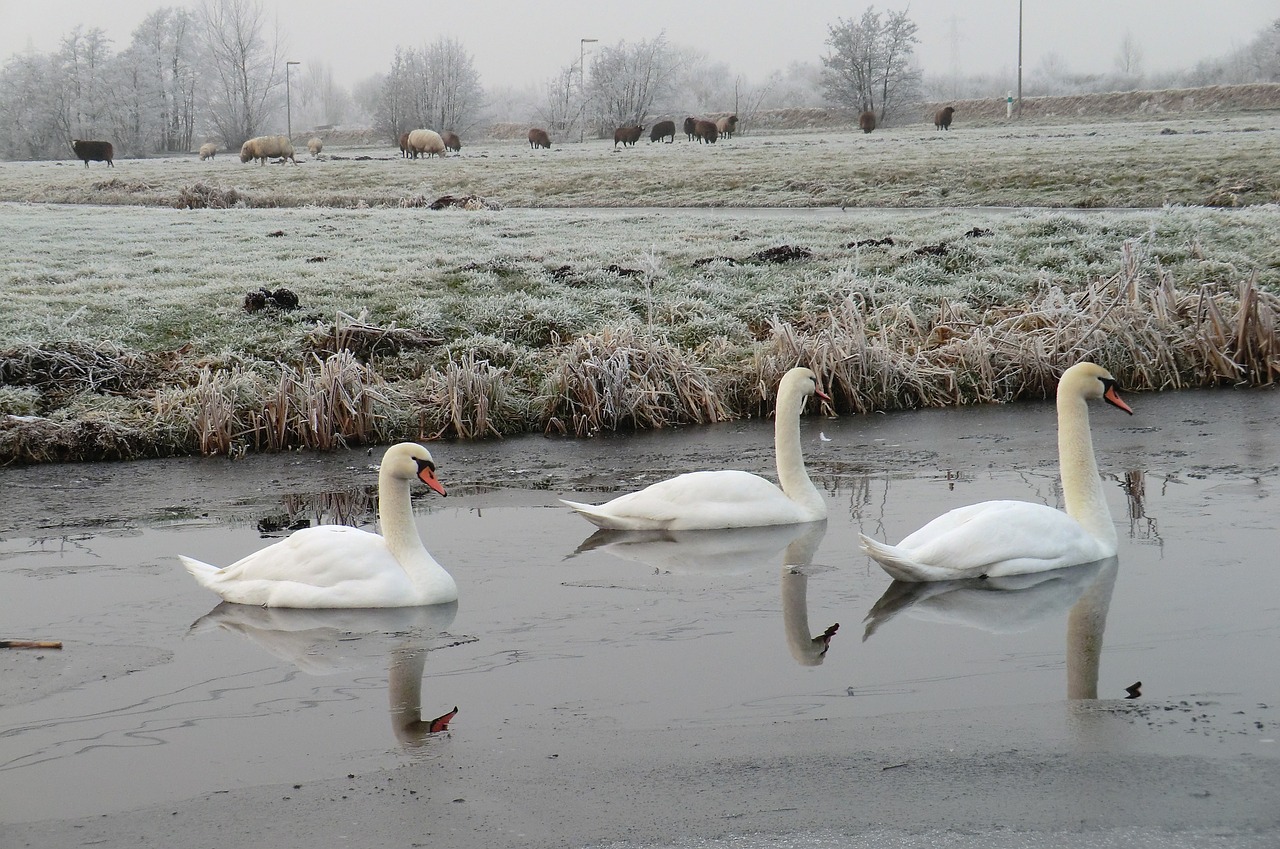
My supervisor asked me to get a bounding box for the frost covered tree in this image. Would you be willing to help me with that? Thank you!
[821,7,921,124]
[587,34,677,129]
[0,53,66,159]
[535,64,580,137]
[127,8,199,153]
[372,38,482,143]
[197,0,283,147]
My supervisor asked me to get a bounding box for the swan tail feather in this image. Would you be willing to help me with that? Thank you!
[178,555,223,589]
[559,499,620,529]
[857,534,939,583]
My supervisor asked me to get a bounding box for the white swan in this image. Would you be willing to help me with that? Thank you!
[179,442,457,608]
[560,367,830,530]
[859,362,1133,582]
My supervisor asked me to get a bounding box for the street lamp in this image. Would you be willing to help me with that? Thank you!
[286,61,301,140]
[1016,2,1023,118]
[579,38,597,143]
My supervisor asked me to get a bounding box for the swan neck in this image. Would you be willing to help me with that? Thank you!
[379,469,428,563]
[774,385,823,513]
[1057,392,1115,547]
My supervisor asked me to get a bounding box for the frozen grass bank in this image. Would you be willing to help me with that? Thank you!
[1,201,1277,463]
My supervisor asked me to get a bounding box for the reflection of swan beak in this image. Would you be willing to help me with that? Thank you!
[390,645,458,747]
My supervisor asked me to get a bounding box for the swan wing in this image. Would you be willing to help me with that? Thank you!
[181,526,419,606]
[862,500,1112,581]
[562,470,807,530]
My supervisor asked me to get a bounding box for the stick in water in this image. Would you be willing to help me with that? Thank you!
[0,640,63,649]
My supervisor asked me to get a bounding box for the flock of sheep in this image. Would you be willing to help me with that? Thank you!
[69,106,957,168]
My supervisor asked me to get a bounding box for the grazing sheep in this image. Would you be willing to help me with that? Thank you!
[694,120,718,144]
[406,129,446,159]
[71,139,113,168]
[198,142,218,160]
[715,114,738,139]
[649,120,676,143]
[613,125,644,148]
[307,137,323,157]
[528,128,551,149]
[935,106,956,130]
[859,111,876,133]
[398,132,411,158]
[683,116,697,141]
[239,135,297,165]
[441,131,462,153]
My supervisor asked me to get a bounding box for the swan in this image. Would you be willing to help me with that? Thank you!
[560,367,830,530]
[178,442,457,608]
[859,362,1133,582]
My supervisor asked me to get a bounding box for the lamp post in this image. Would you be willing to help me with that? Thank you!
[286,60,300,140]
[1016,2,1023,118]
[579,38,597,143]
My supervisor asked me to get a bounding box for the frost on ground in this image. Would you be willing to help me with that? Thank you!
[0,116,1276,210]
[1,194,1277,463]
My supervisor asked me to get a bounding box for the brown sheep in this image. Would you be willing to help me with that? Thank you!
[683,116,697,141]
[307,137,323,157]
[613,125,644,148]
[239,135,296,165]
[198,142,218,160]
[859,111,876,133]
[406,129,446,158]
[528,128,551,149]
[715,114,738,139]
[649,120,676,143]
[398,131,411,158]
[441,131,462,153]
[934,106,956,130]
[72,139,113,168]
[694,120,718,144]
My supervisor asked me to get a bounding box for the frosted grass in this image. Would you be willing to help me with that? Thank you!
[0,114,1276,209]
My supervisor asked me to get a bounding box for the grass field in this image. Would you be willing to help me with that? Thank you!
[1,115,1278,462]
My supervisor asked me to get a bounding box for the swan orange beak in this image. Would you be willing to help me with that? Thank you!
[1103,384,1133,415]
[418,466,447,497]
[815,387,832,402]
[428,706,458,733]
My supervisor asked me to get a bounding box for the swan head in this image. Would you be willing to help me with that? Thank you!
[381,442,447,497]
[782,367,832,402]
[1060,363,1133,415]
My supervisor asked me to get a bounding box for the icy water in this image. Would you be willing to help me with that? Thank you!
[1,387,1277,824]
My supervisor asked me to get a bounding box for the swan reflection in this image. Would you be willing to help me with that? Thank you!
[779,521,839,665]
[863,557,1120,699]
[571,521,821,575]
[191,602,461,745]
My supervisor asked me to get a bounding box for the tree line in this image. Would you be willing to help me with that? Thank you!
[2,1,1276,161]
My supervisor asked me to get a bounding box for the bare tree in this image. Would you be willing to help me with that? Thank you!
[56,26,114,144]
[197,0,283,147]
[587,35,676,130]
[0,54,66,159]
[821,7,921,124]
[1112,30,1145,89]
[372,38,482,143]
[535,64,580,137]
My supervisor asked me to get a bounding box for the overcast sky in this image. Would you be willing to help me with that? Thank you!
[1,1,1275,92]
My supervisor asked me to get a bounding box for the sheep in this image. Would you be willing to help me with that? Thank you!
[859,111,876,134]
[406,129,446,159]
[441,131,462,153]
[528,128,551,149]
[694,120,718,144]
[307,137,323,157]
[715,114,738,139]
[72,139,113,168]
[398,132,411,158]
[238,135,296,165]
[198,142,218,160]
[613,125,644,148]
[649,120,676,143]
[935,106,956,130]
[683,117,697,141]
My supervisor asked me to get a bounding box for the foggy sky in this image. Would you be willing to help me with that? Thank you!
[2,0,1275,94]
